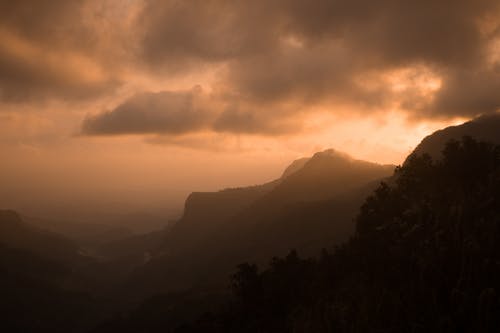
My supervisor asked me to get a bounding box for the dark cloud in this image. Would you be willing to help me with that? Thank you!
[0,47,119,102]
[225,43,389,108]
[82,88,299,136]
[213,108,300,135]
[138,1,281,70]
[138,0,500,121]
[82,88,213,135]
[1,0,499,133]
[0,0,85,43]
[0,0,122,103]
[283,0,492,67]
[427,67,500,117]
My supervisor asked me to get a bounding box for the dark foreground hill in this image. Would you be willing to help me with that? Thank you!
[0,211,102,332]
[99,136,500,333]
[86,113,500,302]
[3,114,500,332]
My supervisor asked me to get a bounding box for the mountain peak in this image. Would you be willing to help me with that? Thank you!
[281,157,310,179]
[311,148,353,160]
[266,148,395,204]
[411,111,500,160]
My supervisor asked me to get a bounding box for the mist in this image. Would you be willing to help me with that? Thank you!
[1,1,500,332]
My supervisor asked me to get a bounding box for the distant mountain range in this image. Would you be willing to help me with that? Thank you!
[0,210,81,264]
[122,112,500,295]
[122,148,395,294]
[1,112,500,332]
[89,112,500,331]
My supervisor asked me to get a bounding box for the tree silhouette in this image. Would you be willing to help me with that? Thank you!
[88,137,500,333]
[177,137,500,332]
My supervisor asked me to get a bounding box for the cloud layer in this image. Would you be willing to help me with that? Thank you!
[82,87,212,135]
[0,0,129,102]
[1,0,499,136]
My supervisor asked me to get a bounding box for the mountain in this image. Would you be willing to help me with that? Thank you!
[123,149,395,295]
[203,150,394,262]
[259,149,394,205]
[0,210,103,332]
[411,112,500,160]
[280,157,310,178]
[23,215,136,247]
[0,210,81,264]
[98,137,500,333]
[0,243,98,333]
[115,114,500,298]
[171,149,393,241]
[196,137,500,333]
[5,117,500,332]
[180,181,278,233]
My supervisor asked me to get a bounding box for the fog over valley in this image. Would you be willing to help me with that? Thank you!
[1,1,500,332]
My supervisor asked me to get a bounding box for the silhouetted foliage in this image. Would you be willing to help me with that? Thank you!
[3,137,499,332]
[174,137,500,332]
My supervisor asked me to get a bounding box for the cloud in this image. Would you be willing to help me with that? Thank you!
[137,0,500,121]
[0,1,84,44]
[0,0,129,103]
[2,0,500,136]
[82,86,303,136]
[213,108,301,135]
[81,87,214,135]
[137,1,281,70]
[0,35,119,102]
[224,42,390,108]
[427,67,500,117]
[282,0,491,67]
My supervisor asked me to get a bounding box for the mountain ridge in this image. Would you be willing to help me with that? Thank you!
[410,111,500,160]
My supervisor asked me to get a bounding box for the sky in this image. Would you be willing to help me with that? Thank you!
[1,0,499,224]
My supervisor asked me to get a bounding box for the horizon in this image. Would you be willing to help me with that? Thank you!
[0,116,468,225]
[1,0,499,226]
[2,2,500,332]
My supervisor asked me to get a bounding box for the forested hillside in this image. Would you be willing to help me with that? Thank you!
[99,137,500,332]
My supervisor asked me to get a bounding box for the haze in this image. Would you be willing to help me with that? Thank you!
[1,0,499,226]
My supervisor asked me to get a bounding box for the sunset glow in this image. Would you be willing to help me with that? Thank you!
[1,0,499,223]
